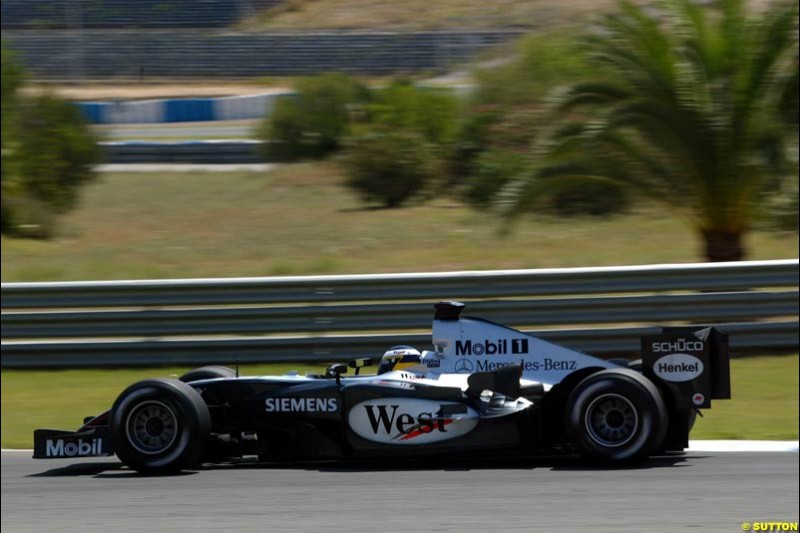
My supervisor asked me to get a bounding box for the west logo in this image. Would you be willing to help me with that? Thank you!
[45,438,103,457]
[348,399,479,445]
[455,338,529,356]
[363,404,449,438]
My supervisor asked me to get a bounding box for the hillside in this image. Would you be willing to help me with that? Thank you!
[240,0,613,31]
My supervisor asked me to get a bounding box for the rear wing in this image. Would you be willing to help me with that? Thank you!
[640,327,731,409]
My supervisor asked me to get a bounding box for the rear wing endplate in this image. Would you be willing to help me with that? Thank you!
[641,327,731,409]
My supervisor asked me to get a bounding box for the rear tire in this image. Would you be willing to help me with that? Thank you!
[628,359,643,373]
[179,365,236,383]
[111,378,210,474]
[566,369,667,464]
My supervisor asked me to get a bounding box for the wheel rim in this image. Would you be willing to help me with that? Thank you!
[125,400,179,455]
[584,393,639,448]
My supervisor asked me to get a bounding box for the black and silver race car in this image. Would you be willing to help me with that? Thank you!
[34,301,730,473]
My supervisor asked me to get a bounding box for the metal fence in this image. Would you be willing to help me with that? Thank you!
[1,260,798,368]
[4,30,522,78]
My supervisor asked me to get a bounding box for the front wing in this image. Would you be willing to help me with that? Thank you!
[33,426,113,459]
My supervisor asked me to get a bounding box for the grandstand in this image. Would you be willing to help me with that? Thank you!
[1,0,521,77]
[1,0,282,29]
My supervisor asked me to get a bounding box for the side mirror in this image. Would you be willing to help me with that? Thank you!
[348,358,373,376]
[326,363,348,384]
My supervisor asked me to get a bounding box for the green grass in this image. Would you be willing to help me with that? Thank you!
[691,355,799,441]
[0,363,327,449]
[1,163,797,282]
[1,356,796,449]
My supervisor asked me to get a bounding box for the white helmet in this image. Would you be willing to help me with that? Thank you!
[377,346,422,375]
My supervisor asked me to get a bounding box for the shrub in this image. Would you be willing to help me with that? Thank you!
[342,128,440,208]
[368,81,460,145]
[1,194,57,239]
[11,94,101,214]
[767,175,799,231]
[1,43,24,232]
[543,179,631,217]
[259,73,369,161]
[2,45,101,237]
[462,149,529,210]
[472,32,591,109]
[449,109,501,181]
[1,44,24,134]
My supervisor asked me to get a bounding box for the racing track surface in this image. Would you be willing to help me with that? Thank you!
[2,451,798,532]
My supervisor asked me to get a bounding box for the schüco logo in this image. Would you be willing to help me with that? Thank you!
[45,438,103,457]
[348,398,479,445]
[455,338,529,356]
[653,353,705,382]
[651,339,704,353]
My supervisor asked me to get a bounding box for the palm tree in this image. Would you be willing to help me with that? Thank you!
[514,0,798,261]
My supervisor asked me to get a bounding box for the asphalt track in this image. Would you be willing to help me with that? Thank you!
[2,451,798,532]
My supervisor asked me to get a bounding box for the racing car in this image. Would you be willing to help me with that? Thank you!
[34,301,730,473]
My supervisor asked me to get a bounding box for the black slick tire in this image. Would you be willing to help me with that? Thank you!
[110,378,210,474]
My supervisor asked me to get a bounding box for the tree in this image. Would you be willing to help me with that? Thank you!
[1,44,101,237]
[343,127,440,208]
[258,73,370,161]
[515,0,798,261]
[1,44,25,232]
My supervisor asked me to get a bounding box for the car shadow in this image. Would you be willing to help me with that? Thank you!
[28,452,696,478]
[211,452,694,473]
[27,461,196,478]
[28,461,125,477]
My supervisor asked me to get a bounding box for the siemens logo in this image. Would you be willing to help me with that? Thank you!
[455,338,529,356]
[265,397,339,413]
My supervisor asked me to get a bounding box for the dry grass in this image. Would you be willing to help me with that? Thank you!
[240,0,615,31]
[240,0,783,31]
[1,163,797,282]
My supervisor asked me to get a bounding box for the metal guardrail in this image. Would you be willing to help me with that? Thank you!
[3,291,798,339]
[101,141,265,164]
[1,260,798,368]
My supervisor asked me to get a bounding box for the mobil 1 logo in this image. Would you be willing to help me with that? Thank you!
[455,338,529,356]
[641,332,711,409]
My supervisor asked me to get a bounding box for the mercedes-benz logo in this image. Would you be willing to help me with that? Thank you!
[454,359,474,374]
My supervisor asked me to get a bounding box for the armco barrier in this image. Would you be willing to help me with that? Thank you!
[101,140,265,163]
[1,260,797,368]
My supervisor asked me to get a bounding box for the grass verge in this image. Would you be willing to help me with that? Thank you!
[2,355,796,449]
[0,363,326,449]
[1,164,797,282]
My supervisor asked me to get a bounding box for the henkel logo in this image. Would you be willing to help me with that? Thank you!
[348,399,479,445]
[653,353,705,382]
[45,438,103,457]
[455,338,529,356]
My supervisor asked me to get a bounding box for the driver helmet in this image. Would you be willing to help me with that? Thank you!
[377,346,422,375]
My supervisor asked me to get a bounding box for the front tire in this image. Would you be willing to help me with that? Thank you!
[179,365,236,383]
[111,378,210,474]
[566,369,667,464]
